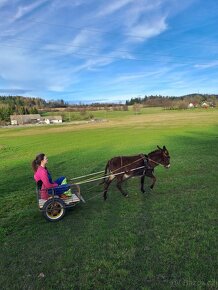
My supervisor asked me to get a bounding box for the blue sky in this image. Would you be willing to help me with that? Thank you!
[0,0,218,103]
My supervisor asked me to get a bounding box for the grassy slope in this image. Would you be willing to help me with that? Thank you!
[0,108,217,289]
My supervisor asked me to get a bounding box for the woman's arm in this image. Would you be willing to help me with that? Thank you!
[40,168,58,188]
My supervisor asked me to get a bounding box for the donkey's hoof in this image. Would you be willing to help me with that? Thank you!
[142,187,151,194]
[147,188,153,194]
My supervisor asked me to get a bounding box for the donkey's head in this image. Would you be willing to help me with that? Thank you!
[157,145,170,168]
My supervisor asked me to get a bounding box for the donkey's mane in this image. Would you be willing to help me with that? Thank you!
[148,149,160,156]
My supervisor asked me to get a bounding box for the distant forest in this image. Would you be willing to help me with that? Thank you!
[0,93,217,124]
[126,93,218,107]
[0,96,67,123]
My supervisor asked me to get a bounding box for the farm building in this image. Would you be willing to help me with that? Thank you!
[10,114,41,125]
[201,102,209,108]
[10,114,62,125]
[43,116,62,124]
[188,102,194,108]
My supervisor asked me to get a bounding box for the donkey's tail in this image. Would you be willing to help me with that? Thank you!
[99,161,110,185]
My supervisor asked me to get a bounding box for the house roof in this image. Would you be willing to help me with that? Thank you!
[44,116,62,120]
[10,114,41,121]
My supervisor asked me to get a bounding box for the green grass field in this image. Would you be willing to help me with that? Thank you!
[0,108,217,289]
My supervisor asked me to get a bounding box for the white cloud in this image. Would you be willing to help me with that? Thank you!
[43,29,103,57]
[109,67,172,85]
[122,1,162,29]
[67,30,102,54]
[14,0,48,21]
[127,16,168,41]
[0,45,76,93]
[0,88,30,94]
[97,0,134,17]
[194,61,218,69]
[71,30,94,47]
[109,73,147,85]
[81,56,114,71]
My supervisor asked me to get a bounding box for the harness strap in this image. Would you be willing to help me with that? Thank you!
[111,155,144,174]
[148,157,163,166]
[140,154,152,175]
[120,156,123,169]
[141,153,166,168]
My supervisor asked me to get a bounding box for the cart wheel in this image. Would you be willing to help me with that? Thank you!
[43,198,66,222]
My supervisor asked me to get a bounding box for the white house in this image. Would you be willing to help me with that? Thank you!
[43,116,62,124]
[201,102,209,108]
[10,114,62,125]
[188,103,194,109]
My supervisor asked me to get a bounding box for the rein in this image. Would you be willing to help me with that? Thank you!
[74,165,146,185]
[110,155,146,174]
[147,157,165,167]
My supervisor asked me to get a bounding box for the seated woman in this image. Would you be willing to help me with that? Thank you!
[32,153,80,201]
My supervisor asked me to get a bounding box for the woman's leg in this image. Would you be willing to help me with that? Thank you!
[54,176,66,185]
[51,177,73,197]
[48,184,70,195]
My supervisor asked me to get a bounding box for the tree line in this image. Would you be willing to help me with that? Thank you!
[126,94,218,108]
[0,96,68,123]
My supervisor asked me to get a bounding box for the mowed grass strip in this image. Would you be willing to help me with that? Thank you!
[0,108,217,289]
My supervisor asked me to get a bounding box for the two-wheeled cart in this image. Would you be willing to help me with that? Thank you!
[36,183,85,222]
[36,162,150,222]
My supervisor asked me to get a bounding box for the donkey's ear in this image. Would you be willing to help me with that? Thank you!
[163,145,166,150]
[157,145,161,150]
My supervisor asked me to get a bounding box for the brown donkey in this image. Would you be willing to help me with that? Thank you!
[102,145,170,200]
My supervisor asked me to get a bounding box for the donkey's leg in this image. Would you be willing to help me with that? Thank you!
[140,175,145,193]
[116,177,128,197]
[103,179,113,200]
[145,170,156,190]
[150,174,156,189]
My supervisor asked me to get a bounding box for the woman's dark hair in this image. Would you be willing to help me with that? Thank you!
[32,153,45,172]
